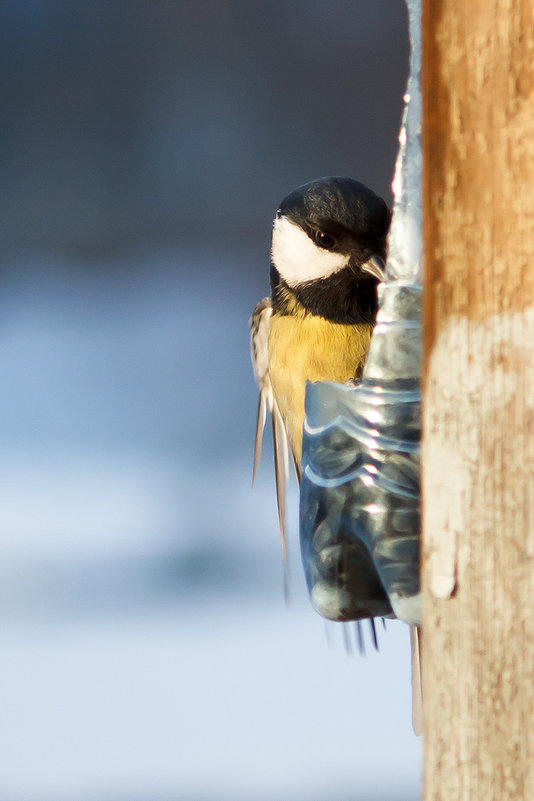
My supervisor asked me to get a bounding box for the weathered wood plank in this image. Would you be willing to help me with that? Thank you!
[422,2,534,799]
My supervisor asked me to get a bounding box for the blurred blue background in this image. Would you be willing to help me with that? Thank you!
[0,2,421,799]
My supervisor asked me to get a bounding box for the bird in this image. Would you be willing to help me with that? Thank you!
[250,178,422,732]
[250,176,391,565]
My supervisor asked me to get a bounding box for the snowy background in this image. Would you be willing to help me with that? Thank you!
[0,3,421,800]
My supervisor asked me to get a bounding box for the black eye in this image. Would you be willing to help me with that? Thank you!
[315,230,336,249]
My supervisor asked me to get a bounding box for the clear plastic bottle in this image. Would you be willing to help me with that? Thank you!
[299,0,422,626]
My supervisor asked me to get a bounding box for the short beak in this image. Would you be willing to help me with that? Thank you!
[361,254,385,282]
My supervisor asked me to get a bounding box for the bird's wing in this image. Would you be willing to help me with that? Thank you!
[250,298,290,568]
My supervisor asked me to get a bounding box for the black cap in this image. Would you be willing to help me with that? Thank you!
[278,176,390,261]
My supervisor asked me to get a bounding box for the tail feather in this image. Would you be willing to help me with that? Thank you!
[272,404,290,593]
[410,624,423,736]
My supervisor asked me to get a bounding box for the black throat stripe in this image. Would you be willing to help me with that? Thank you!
[270,264,379,325]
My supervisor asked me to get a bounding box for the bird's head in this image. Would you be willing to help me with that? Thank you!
[271,177,390,292]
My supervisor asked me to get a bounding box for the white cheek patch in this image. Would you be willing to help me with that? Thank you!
[271,216,349,285]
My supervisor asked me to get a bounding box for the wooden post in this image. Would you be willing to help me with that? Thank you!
[422,2,534,799]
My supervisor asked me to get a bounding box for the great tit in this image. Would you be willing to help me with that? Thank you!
[250,177,391,561]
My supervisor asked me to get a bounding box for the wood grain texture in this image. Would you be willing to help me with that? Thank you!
[422,2,534,799]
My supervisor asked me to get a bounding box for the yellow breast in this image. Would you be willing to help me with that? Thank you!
[268,311,373,466]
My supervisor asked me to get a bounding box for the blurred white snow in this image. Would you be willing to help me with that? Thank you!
[0,253,421,800]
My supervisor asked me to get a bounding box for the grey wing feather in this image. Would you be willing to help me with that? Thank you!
[250,298,272,484]
[250,298,290,567]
